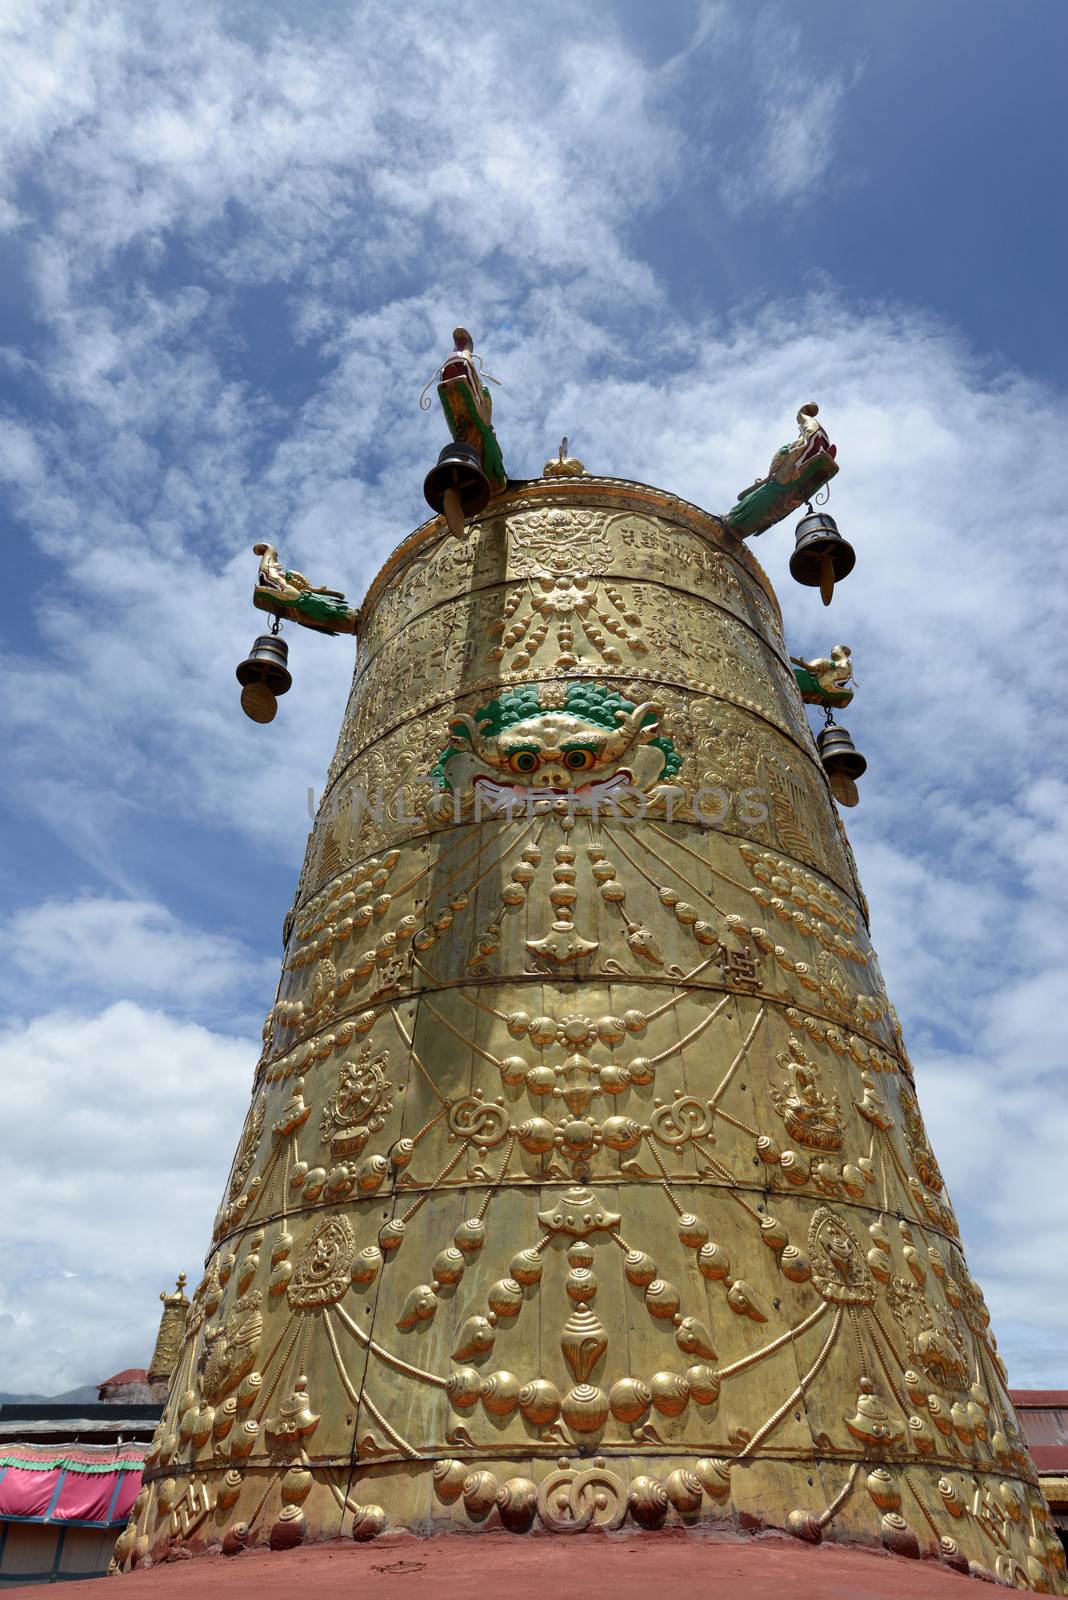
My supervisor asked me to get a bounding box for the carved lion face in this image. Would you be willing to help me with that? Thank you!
[432,683,681,810]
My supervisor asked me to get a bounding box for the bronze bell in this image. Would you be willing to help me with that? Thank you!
[789,510,856,606]
[817,722,867,808]
[236,634,292,724]
[423,441,491,538]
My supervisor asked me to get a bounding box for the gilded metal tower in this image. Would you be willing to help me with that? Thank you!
[112,348,1065,1593]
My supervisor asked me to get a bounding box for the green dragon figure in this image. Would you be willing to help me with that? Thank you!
[251,544,359,637]
[423,327,506,492]
[726,403,839,539]
[791,644,855,709]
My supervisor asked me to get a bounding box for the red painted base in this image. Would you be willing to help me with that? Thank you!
[16,1529,1000,1597]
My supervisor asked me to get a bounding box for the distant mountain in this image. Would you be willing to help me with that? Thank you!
[0,1384,100,1406]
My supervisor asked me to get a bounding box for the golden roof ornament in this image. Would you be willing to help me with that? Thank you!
[146,1272,189,1386]
[155,348,1064,1591]
[544,436,587,477]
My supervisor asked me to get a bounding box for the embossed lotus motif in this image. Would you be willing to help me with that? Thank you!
[886,1274,970,1394]
[845,1377,907,1450]
[264,1377,320,1452]
[229,1093,266,1200]
[769,1037,843,1152]
[507,506,613,575]
[537,1188,621,1239]
[898,1086,945,1194]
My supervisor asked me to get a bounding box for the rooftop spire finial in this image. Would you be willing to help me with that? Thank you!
[544,434,587,478]
[146,1271,190,1386]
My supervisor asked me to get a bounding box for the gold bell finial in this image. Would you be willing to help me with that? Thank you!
[817,717,867,808]
[236,631,293,723]
[789,508,856,606]
[544,436,587,478]
[423,441,491,537]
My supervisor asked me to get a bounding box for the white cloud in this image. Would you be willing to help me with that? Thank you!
[0,895,269,1016]
[2,1,679,299]
[0,1002,252,1395]
[720,15,854,213]
[919,1040,1068,1386]
[753,75,846,208]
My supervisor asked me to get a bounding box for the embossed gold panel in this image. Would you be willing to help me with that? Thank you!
[114,479,1065,1592]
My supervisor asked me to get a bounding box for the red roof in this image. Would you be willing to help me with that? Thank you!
[98,1368,148,1387]
[1010,1388,1068,1407]
[1008,1390,1068,1474]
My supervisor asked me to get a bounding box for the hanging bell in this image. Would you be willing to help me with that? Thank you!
[236,634,292,724]
[423,441,491,538]
[817,721,867,808]
[789,510,856,606]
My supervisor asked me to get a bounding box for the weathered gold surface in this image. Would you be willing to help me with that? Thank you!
[115,481,1065,1590]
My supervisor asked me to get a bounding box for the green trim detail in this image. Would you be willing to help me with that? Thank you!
[281,576,357,630]
[0,1455,145,1475]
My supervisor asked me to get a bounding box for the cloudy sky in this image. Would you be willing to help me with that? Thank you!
[1,0,1066,1394]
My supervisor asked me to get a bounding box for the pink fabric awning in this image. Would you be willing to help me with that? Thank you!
[113,1470,143,1521]
[0,1466,57,1519]
[0,1441,146,1527]
[52,1469,122,1523]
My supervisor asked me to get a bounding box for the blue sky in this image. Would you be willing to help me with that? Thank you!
[1,0,1066,1393]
